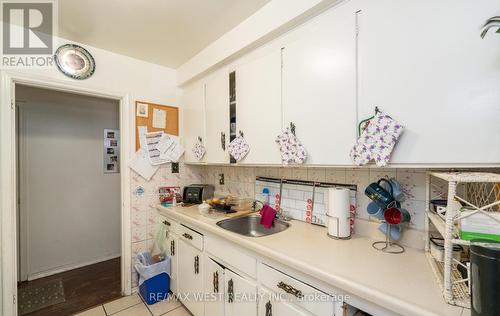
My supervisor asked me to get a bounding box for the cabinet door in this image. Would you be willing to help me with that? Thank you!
[282,1,357,165]
[203,256,225,316]
[182,80,206,163]
[357,0,500,165]
[177,240,204,316]
[165,233,178,293]
[205,67,230,164]
[236,49,282,165]
[225,269,258,316]
[258,287,312,316]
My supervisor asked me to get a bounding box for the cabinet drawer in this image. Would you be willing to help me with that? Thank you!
[260,264,335,316]
[205,235,257,278]
[178,224,203,251]
[160,216,181,235]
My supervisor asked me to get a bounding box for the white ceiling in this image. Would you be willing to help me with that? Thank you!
[58,0,270,69]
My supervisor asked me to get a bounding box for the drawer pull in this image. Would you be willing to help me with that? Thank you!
[182,233,193,240]
[228,279,234,303]
[162,220,171,226]
[277,281,303,298]
[194,255,199,274]
[170,240,175,256]
[213,271,219,293]
[265,301,272,316]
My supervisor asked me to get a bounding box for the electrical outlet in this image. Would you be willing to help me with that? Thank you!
[219,173,225,185]
[171,162,179,174]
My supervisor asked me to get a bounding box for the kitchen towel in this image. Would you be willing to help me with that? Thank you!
[227,135,250,162]
[275,127,307,165]
[192,140,206,161]
[350,111,404,167]
[327,188,351,238]
[259,204,277,229]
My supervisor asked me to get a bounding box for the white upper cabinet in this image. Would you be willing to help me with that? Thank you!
[282,1,357,165]
[235,48,283,165]
[182,80,206,163]
[357,0,500,165]
[205,67,230,164]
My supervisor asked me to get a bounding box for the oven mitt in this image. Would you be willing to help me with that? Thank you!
[350,111,404,167]
[275,127,307,165]
[227,135,250,162]
[192,141,206,161]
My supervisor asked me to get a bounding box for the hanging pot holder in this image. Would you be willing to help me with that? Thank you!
[227,135,250,162]
[192,141,206,161]
[350,111,404,167]
[275,127,307,165]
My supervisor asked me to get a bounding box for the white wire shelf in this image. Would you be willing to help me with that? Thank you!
[425,252,470,309]
[429,172,500,183]
[427,211,447,237]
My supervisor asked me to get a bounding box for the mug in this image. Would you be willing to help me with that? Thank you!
[384,206,411,225]
[378,222,402,241]
[364,179,395,209]
[367,202,385,220]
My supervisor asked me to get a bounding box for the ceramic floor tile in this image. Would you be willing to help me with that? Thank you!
[165,306,192,316]
[146,298,182,316]
[74,305,106,316]
[112,302,152,316]
[103,294,142,315]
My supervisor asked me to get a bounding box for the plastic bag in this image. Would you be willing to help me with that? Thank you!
[134,252,171,286]
[150,223,168,259]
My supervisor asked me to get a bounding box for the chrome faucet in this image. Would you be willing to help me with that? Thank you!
[276,208,291,221]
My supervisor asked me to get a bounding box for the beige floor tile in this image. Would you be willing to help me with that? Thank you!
[103,294,142,315]
[73,305,106,316]
[147,298,182,316]
[165,306,192,316]
[112,303,152,316]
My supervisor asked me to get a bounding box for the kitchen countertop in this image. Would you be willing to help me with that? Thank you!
[157,205,467,316]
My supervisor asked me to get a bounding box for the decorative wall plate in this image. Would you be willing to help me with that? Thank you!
[54,44,95,80]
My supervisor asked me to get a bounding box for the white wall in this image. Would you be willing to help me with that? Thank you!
[17,85,121,279]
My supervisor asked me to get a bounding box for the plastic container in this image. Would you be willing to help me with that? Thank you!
[470,240,500,316]
[429,237,462,263]
[135,252,171,304]
[459,210,500,242]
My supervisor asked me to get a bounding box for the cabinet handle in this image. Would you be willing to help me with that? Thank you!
[277,281,303,298]
[162,220,171,226]
[238,130,244,137]
[265,301,272,316]
[182,233,193,240]
[228,279,234,303]
[221,132,226,151]
[289,122,296,136]
[170,240,175,256]
[194,255,199,274]
[213,271,219,293]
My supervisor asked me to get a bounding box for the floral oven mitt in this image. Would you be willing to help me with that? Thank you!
[275,127,307,165]
[227,135,250,162]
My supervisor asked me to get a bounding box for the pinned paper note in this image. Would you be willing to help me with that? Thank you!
[138,126,148,150]
[152,108,167,129]
[157,133,184,163]
[129,149,159,181]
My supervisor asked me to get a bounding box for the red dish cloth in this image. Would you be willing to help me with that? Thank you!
[259,204,277,229]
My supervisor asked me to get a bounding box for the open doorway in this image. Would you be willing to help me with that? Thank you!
[15,85,122,316]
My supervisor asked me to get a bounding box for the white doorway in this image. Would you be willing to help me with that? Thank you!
[1,72,132,316]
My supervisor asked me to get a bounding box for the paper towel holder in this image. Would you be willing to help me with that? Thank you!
[325,213,351,240]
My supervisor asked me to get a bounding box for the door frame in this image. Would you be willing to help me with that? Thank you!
[1,71,133,316]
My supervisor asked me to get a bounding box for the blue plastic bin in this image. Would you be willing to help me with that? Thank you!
[139,272,170,304]
[135,252,171,305]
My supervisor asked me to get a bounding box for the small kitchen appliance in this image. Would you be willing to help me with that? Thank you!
[182,184,215,204]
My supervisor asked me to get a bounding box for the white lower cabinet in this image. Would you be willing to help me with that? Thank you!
[224,269,258,316]
[258,287,311,316]
[165,232,178,293]
[178,239,204,316]
[204,256,225,316]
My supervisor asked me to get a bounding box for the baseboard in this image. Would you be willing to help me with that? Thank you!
[27,253,121,281]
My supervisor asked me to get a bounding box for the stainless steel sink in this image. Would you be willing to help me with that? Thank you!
[216,214,290,237]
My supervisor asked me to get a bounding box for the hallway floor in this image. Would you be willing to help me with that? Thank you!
[18,257,121,316]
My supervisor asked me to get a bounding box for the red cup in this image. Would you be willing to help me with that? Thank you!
[384,207,402,224]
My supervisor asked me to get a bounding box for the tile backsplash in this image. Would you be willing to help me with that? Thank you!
[203,166,430,249]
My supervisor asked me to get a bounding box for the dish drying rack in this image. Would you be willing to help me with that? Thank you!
[425,172,500,308]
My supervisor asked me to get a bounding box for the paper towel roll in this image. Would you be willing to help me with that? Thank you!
[327,188,351,238]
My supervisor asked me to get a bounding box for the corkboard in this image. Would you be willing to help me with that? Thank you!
[135,101,179,150]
